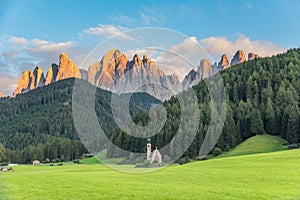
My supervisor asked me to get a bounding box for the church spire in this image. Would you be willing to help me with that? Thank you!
[146,138,151,161]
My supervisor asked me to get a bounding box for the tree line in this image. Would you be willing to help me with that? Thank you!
[0,79,160,163]
[0,48,299,164]
[107,48,300,162]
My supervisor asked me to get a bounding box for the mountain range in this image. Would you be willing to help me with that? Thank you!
[1,47,299,164]
[11,49,260,100]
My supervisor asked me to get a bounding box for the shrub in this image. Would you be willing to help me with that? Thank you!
[73,159,80,164]
[287,144,299,149]
[143,159,151,167]
[52,158,60,163]
[135,157,144,164]
[176,157,189,165]
[213,148,223,156]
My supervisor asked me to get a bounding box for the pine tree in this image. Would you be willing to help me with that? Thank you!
[286,104,299,143]
[0,143,6,163]
[265,98,276,134]
[250,109,264,135]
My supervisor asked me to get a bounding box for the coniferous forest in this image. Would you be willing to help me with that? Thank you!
[0,48,299,164]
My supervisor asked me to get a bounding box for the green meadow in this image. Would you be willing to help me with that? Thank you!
[220,134,288,158]
[1,149,300,200]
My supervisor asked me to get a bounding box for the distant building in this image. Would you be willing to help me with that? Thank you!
[146,138,162,165]
[32,160,40,165]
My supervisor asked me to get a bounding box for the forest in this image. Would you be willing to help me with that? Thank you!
[0,48,299,164]
[107,48,300,163]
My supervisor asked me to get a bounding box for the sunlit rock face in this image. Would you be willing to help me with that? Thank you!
[218,54,230,69]
[45,53,81,85]
[182,58,214,89]
[13,66,45,97]
[230,50,246,66]
[248,52,260,60]
[88,49,181,101]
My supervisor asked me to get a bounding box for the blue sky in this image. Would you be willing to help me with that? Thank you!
[0,0,300,95]
[1,0,300,46]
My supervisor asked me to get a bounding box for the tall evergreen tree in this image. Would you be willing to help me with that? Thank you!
[286,104,299,143]
[0,143,6,163]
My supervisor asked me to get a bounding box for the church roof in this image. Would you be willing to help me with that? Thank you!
[152,148,162,157]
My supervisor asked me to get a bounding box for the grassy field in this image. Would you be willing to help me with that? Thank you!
[80,149,124,165]
[220,134,288,158]
[1,149,300,200]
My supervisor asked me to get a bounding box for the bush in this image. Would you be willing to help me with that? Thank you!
[73,159,80,164]
[52,158,60,163]
[135,157,145,164]
[213,148,223,156]
[287,144,299,149]
[176,157,189,165]
[44,158,50,164]
[143,159,151,167]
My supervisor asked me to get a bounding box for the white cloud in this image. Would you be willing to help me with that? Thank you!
[82,24,135,41]
[9,36,28,45]
[0,73,18,96]
[200,34,285,60]
[154,37,210,81]
[0,36,76,77]
[150,34,286,81]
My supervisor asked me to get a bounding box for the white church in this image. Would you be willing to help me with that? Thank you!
[146,138,162,165]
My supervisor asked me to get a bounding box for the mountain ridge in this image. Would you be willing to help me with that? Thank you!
[12,49,260,100]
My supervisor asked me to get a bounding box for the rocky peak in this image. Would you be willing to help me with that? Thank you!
[248,52,260,60]
[45,64,59,85]
[33,66,45,88]
[185,69,197,82]
[95,49,129,89]
[199,58,213,79]
[133,54,143,66]
[218,54,230,69]
[230,50,246,66]
[13,66,46,96]
[88,49,126,84]
[101,49,123,67]
[91,49,181,100]
[142,54,154,65]
[55,53,81,81]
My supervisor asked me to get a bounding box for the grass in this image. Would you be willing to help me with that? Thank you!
[1,149,300,199]
[220,134,288,158]
[80,149,124,165]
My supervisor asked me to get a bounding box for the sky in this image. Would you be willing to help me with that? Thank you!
[0,0,300,95]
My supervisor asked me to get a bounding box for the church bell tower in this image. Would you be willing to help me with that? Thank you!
[147,138,151,160]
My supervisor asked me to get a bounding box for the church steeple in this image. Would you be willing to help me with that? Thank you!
[146,138,151,160]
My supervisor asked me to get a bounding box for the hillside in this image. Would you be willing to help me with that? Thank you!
[220,134,288,158]
[108,48,300,161]
[1,48,299,164]
[1,149,300,199]
[0,78,161,163]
